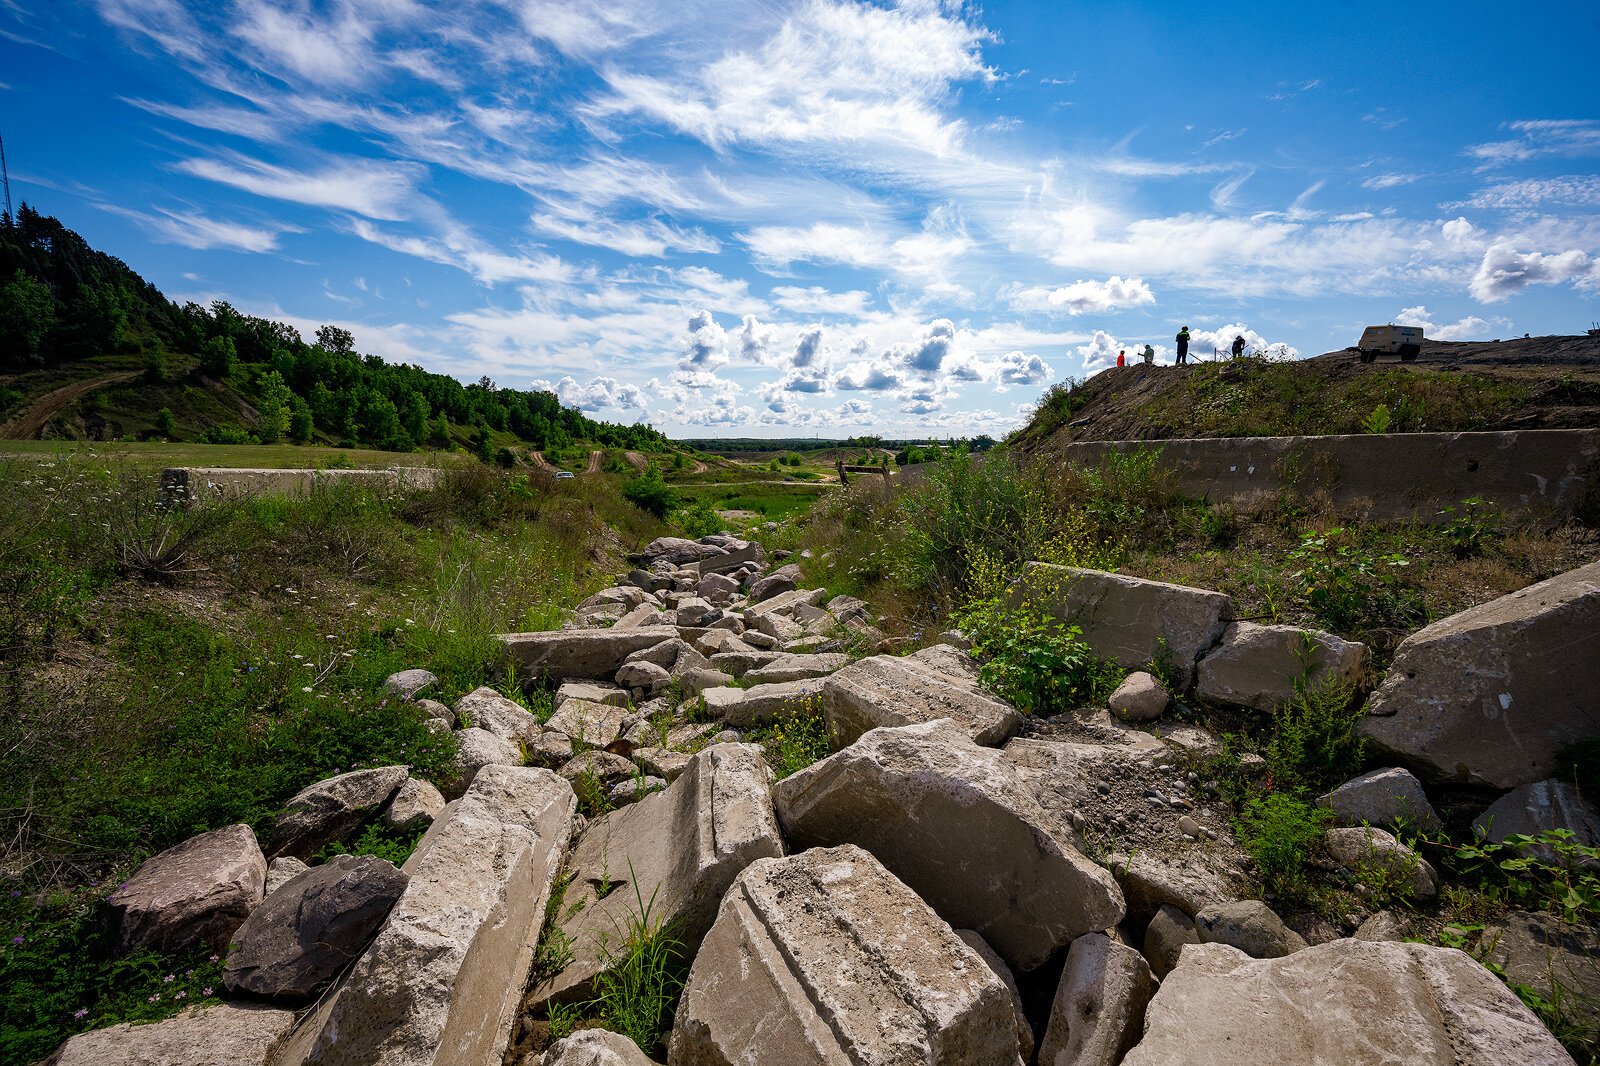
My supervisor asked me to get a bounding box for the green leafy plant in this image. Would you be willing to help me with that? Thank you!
[1361,403,1393,434]
[1233,793,1331,902]
[1438,496,1500,559]
[957,573,1124,715]
[1262,676,1366,795]
[1437,830,1600,925]
[747,695,832,779]
[1287,528,1424,634]
[591,870,685,1056]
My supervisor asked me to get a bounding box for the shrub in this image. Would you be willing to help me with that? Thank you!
[1287,528,1425,635]
[1262,676,1366,795]
[1233,793,1330,902]
[623,466,678,519]
[747,696,832,779]
[956,550,1124,714]
[672,499,723,540]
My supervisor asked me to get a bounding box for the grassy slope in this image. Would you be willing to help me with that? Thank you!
[0,460,664,1060]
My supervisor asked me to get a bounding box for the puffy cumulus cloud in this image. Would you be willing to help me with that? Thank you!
[1075,330,1123,371]
[836,398,873,419]
[681,309,729,368]
[904,318,956,374]
[1469,243,1596,303]
[835,359,903,392]
[1442,217,1477,243]
[738,314,776,364]
[646,368,752,426]
[1394,306,1510,341]
[528,374,648,411]
[1188,324,1300,360]
[995,351,1052,390]
[1046,275,1156,315]
[791,326,829,369]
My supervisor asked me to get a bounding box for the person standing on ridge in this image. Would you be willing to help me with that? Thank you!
[1175,326,1190,365]
[1116,349,1126,367]
[1141,344,1155,365]
[1231,334,1246,359]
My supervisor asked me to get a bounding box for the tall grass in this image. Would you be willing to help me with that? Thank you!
[0,452,662,1060]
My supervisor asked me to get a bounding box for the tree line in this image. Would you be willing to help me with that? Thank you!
[0,206,668,453]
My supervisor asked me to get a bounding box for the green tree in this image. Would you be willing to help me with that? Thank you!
[255,370,293,443]
[288,397,314,444]
[314,325,355,355]
[142,349,167,383]
[0,272,55,367]
[153,407,175,438]
[198,336,237,379]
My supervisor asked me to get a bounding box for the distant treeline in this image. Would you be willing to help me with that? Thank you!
[0,206,668,452]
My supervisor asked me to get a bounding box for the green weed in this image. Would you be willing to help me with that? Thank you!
[591,872,685,1057]
[1233,793,1331,903]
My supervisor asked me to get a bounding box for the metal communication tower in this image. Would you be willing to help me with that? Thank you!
[0,132,12,224]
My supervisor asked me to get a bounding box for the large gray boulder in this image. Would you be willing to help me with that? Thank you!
[539,1029,660,1065]
[276,765,576,1066]
[1039,932,1155,1066]
[698,540,765,576]
[545,698,629,749]
[822,653,1022,748]
[46,1003,296,1066]
[1473,778,1600,863]
[668,845,1025,1066]
[454,687,543,744]
[1362,560,1600,788]
[1317,766,1442,834]
[533,744,783,1007]
[1479,910,1600,1037]
[742,652,849,685]
[637,537,726,566]
[383,669,438,700]
[774,719,1123,971]
[1121,939,1575,1066]
[746,564,801,602]
[107,824,266,955]
[1193,900,1307,959]
[1013,563,1235,689]
[446,728,523,799]
[699,679,821,728]
[955,930,1033,1063]
[1324,826,1440,900]
[269,767,409,859]
[499,627,679,680]
[380,776,446,833]
[224,854,407,1001]
[1195,622,1366,711]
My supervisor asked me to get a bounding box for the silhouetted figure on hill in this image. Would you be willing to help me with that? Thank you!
[1141,344,1155,365]
[1175,326,1190,365]
[1231,335,1246,359]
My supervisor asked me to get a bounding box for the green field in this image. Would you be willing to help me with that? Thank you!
[676,481,831,520]
[0,440,467,470]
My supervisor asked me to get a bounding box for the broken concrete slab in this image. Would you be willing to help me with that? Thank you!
[277,765,576,1066]
[668,844,1024,1066]
[774,719,1123,971]
[699,679,822,728]
[500,627,679,681]
[1361,560,1600,788]
[1013,563,1235,689]
[46,1003,296,1066]
[108,823,266,956]
[533,744,782,1007]
[1039,932,1155,1066]
[1195,622,1366,711]
[269,767,409,860]
[1121,939,1575,1066]
[822,653,1021,748]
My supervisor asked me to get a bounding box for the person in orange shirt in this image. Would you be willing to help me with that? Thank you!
[1116,349,1126,367]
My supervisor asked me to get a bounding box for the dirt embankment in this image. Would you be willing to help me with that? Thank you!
[0,373,140,439]
[1013,334,1600,452]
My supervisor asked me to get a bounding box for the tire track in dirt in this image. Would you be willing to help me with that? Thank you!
[583,450,603,473]
[0,372,139,440]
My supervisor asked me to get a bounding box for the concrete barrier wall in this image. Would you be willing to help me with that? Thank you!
[161,466,443,505]
[1060,429,1600,523]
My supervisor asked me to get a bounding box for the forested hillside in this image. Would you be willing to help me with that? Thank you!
[0,206,667,453]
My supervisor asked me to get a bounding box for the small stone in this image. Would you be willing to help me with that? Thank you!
[1178,815,1201,837]
[1109,671,1170,721]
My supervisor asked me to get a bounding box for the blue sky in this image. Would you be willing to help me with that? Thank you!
[3,1,1598,437]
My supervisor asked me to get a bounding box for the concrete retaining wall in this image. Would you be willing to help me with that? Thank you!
[1060,429,1600,523]
[161,466,442,505]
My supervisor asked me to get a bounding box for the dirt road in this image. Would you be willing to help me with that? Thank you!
[623,450,649,472]
[0,372,139,440]
[584,450,603,474]
[530,450,558,471]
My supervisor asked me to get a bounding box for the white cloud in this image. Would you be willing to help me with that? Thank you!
[1468,120,1600,166]
[529,209,719,257]
[1442,217,1477,243]
[1469,243,1595,303]
[1393,305,1509,341]
[1046,275,1156,315]
[529,374,648,411]
[681,309,730,368]
[104,204,288,253]
[176,151,422,220]
[1361,173,1419,190]
[1187,323,1300,360]
[1076,329,1122,371]
[737,314,776,364]
[991,351,1051,391]
[769,286,874,316]
[1449,176,1600,211]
